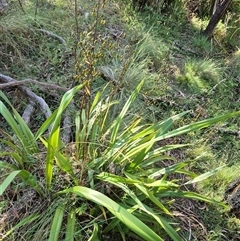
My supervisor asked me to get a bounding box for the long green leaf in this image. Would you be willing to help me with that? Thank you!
[156,190,226,207]
[65,211,76,241]
[54,152,78,185]
[45,84,84,190]
[154,111,240,141]
[0,92,38,153]
[97,172,142,185]
[149,162,189,179]
[18,170,43,196]
[0,170,21,195]
[49,205,65,241]
[185,165,226,184]
[0,161,18,170]
[124,172,171,215]
[97,173,181,240]
[0,101,22,140]
[109,80,144,145]
[46,127,60,190]
[58,186,164,241]
[0,167,43,196]
[0,151,24,168]
[35,108,59,140]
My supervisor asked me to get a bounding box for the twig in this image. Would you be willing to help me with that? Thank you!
[17,0,25,13]
[0,78,69,92]
[173,41,203,56]
[216,127,240,137]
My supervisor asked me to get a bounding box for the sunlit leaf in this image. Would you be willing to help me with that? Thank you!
[65,211,76,241]
[88,223,100,241]
[0,170,21,195]
[185,165,226,184]
[58,186,164,241]
[49,205,65,241]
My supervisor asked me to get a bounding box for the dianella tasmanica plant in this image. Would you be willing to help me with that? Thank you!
[1,79,240,240]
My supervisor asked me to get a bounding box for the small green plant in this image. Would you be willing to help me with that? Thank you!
[191,34,211,53]
[1,0,240,240]
[1,80,240,240]
[176,58,222,93]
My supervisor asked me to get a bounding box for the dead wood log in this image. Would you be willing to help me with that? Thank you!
[62,113,72,144]
[0,78,69,92]
[0,73,52,120]
[22,102,35,125]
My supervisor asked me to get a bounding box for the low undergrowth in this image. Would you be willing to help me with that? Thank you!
[0,0,240,240]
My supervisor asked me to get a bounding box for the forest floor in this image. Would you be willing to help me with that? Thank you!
[0,0,240,240]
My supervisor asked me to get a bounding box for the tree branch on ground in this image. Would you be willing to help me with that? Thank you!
[0,73,52,120]
[37,28,68,50]
[0,78,69,92]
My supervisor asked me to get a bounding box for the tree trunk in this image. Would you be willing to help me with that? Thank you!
[203,0,232,37]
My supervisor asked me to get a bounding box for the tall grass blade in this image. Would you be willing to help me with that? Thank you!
[55,152,78,185]
[109,80,144,145]
[0,161,18,170]
[0,152,24,168]
[45,84,84,190]
[99,173,181,240]
[149,162,190,179]
[156,190,226,207]
[0,170,21,195]
[0,91,38,153]
[0,101,23,141]
[185,165,226,184]
[45,126,60,190]
[154,111,240,141]
[35,109,59,140]
[124,172,171,215]
[1,213,39,239]
[49,205,65,241]
[88,223,99,241]
[65,211,76,241]
[0,167,43,196]
[18,170,43,196]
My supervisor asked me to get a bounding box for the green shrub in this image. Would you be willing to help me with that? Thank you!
[1,81,240,240]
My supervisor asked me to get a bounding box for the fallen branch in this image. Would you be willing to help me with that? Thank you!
[22,102,35,125]
[62,101,75,144]
[0,78,69,92]
[62,114,72,144]
[0,73,52,120]
[216,127,240,137]
[37,28,68,50]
